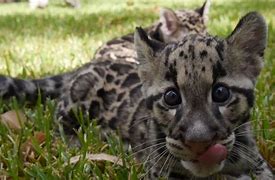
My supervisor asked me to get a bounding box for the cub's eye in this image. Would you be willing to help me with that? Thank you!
[164,88,182,107]
[212,84,230,103]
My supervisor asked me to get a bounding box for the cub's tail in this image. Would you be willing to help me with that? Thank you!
[0,72,72,103]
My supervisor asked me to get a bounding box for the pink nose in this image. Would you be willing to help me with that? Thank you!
[185,141,212,155]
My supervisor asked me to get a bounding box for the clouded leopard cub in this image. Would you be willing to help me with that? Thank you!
[1,12,273,179]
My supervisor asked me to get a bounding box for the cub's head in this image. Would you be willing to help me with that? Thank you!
[151,0,210,43]
[135,12,267,177]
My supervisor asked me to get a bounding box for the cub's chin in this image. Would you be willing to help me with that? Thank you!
[181,160,225,177]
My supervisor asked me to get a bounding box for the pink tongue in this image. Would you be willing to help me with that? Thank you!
[197,144,227,165]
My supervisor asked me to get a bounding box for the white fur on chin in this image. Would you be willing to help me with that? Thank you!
[181,160,225,177]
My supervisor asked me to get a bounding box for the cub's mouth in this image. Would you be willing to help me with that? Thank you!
[166,133,235,177]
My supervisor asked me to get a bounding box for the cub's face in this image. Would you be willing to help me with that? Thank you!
[135,12,267,177]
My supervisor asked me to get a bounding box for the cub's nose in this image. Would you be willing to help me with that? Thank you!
[185,141,212,155]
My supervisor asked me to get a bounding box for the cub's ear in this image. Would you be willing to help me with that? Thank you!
[226,12,267,79]
[134,27,165,64]
[159,8,179,36]
[227,12,267,54]
[196,0,211,23]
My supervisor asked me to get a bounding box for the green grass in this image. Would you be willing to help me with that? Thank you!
[0,0,274,178]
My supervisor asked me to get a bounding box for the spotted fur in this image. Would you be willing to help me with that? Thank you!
[0,9,273,180]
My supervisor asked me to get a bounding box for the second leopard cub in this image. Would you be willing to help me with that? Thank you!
[55,12,273,179]
[94,0,210,64]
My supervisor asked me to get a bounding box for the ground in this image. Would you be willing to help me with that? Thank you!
[0,0,274,178]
